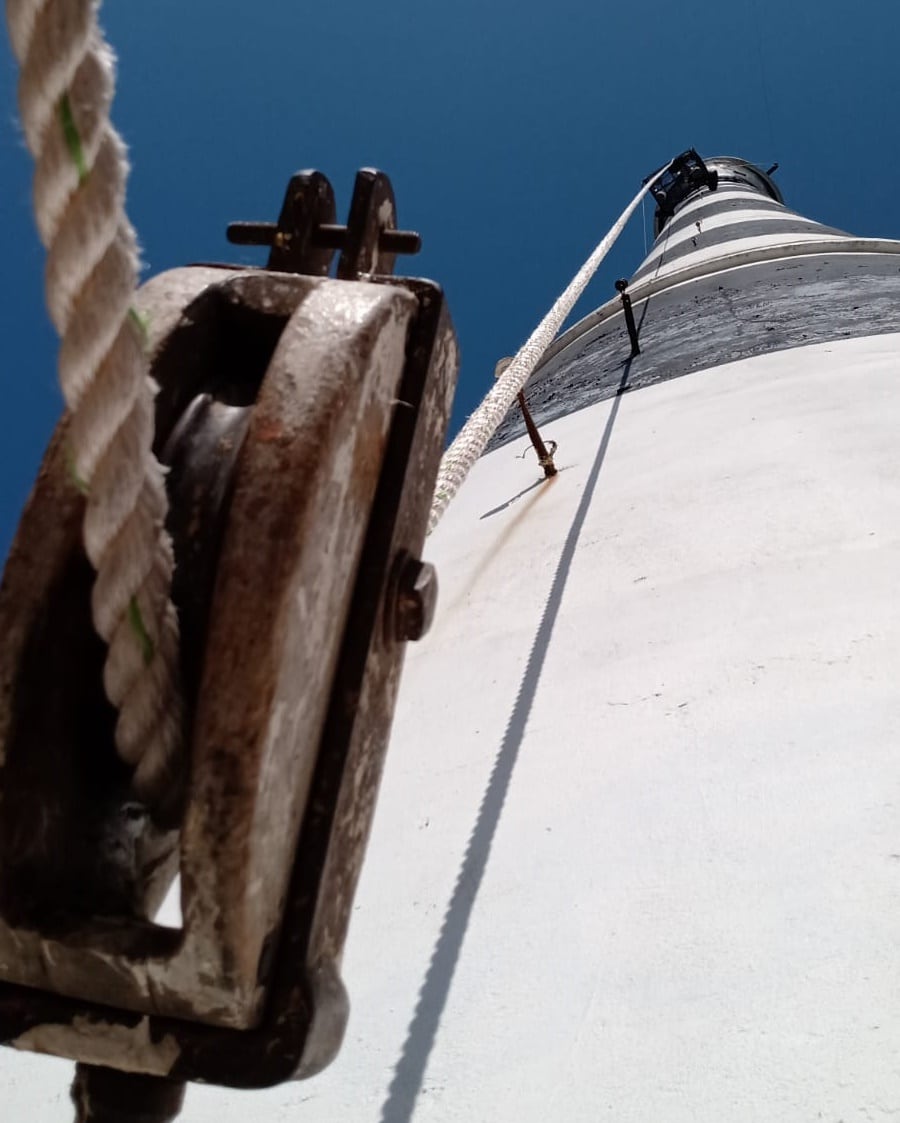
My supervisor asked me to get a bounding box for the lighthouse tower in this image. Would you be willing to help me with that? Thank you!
[7,154,900,1120]
[317,151,900,1123]
[492,151,900,447]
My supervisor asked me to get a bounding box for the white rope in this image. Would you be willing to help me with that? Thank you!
[7,0,183,812]
[428,167,670,533]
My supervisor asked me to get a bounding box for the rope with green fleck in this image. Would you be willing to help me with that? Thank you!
[6,0,183,815]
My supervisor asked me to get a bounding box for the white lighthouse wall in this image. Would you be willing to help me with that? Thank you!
[6,330,900,1120]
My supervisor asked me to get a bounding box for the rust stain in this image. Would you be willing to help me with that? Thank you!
[256,419,286,443]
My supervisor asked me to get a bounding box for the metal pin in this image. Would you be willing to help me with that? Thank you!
[226,221,278,246]
[227,221,421,255]
[390,556,438,642]
[518,392,557,477]
[494,358,557,477]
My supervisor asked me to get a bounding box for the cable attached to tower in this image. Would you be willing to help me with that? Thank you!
[428,163,672,533]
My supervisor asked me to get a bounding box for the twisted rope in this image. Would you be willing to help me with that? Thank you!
[6,0,183,811]
[428,168,670,532]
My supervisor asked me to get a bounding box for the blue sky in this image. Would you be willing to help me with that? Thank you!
[2,0,900,560]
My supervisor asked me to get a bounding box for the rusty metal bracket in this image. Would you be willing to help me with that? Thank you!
[227,167,421,280]
[0,170,458,1093]
[615,279,641,357]
[336,167,420,279]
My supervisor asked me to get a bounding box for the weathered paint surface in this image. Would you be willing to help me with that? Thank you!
[489,177,900,451]
[6,330,900,1119]
[491,251,900,449]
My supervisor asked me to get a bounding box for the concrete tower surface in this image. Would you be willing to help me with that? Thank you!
[6,153,900,1121]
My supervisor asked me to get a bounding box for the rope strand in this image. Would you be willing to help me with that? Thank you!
[6,0,183,813]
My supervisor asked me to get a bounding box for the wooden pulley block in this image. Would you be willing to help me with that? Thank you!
[0,169,459,1089]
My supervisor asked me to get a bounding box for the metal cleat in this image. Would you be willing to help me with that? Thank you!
[0,169,458,1095]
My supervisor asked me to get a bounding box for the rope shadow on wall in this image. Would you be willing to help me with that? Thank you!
[378,360,635,1123]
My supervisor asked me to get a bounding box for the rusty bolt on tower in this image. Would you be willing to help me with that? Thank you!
[494,358,557,477]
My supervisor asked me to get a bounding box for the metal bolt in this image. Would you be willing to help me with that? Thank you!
[391,556,438,642]
[316,224,421,255]
[312,223,351,249]
[227,221,421,256]
[377,228,422,255]
[226,221,278,246]
[494,357,557,477]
